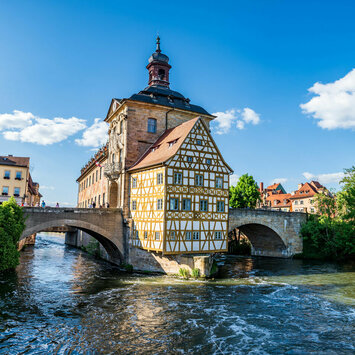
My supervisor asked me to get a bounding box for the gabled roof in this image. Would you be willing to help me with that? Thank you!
[289,181,325,200]
[0,156,30,168]
[128,117,200,171]
[266,193,291,207]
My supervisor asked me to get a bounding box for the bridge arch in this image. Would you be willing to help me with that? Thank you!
[22,208,125,265]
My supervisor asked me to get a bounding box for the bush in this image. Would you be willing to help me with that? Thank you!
[178,268,190,279]
[191,268,200,278]
[300,214,355,261]
[0,198,26,272]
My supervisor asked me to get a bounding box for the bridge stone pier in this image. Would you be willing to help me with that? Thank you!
[22,208,126,265]
[229,209,307,258]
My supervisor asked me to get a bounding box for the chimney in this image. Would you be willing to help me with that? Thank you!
[260,182,264,192]
[298,183,303,190]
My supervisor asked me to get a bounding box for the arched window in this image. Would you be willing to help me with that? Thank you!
[148,118,157,133]
[158,69,165,80]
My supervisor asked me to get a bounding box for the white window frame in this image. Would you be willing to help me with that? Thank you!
[217,201,224,212]
[215,231,222,240]
[157,199,163,210]
[195,174,203,186]
[170,198,179,211]
[193,232,199,240]
[185,232,191,240]
[157,173,163,185]
[215,177,223,188]
[182,198,191,211]
[132,177,137,188]
[200,200,208,212]
[155,232,160,241]
[132,200,137,210]
[174,172,182,185]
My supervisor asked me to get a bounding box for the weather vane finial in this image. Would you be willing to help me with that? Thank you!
[156,35,161,53]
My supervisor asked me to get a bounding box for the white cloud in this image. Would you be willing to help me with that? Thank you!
[302,171,345,185]
[271,178,288,185]
[75,118,108,148]
[300,68,355,130]
[241,107,261,125]
[3,116,86,145]
[0,110,34,130]
[230,174,239,186]
[40,185,55,190]
[213,108,261,134]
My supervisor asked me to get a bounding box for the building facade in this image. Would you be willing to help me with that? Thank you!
[77,145,108,208]
[290,181,331,213]
[0,155,41,205]
[258,182,291,211]
[77,37,233,256]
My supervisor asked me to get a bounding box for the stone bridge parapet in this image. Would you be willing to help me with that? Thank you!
[22,207,126,264]
[229,208,307,257]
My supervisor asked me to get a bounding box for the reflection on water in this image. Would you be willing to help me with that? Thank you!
[0,233,354,354]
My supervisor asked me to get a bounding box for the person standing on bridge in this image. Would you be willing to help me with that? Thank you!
[92,201,96,208]
[56,202,59,208]
[41,200,46,208]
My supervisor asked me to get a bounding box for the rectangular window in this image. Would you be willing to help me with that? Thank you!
[196,139,202,145]
[206,158,211,165]
[187,156,193,162]
[96,171,98,182]
[98,195,101,205]
[100,167,102,179]
[15,171,22,180]
[310,199,314,204]
[182,199,191,211]
[295,201,298,205]
[103,193,105,205]
[193,232,199,240]
[174,172,182,185]
[89,176,91,186]
[170,198,179,210]
[132,177,137,188]
[170,231,175,240]
[148,118,157,133]
[4,171,10,179]
[144,231,148,240]
[132,200,137,210]
[135,231,139,239]
[195,174,203,186]
[215,231,222,240]
[14,187,20,196]
[300,200,304,205]
[157,199,163,210]
[200,200,208,212]
[157,173,163,185]
[155,232,160,241]
[217,201,224,212]
[2,186,8,195]
[216,177,223,188]
[185,232,191,240]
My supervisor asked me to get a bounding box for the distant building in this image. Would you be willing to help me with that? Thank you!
[76,145,108,208]
[290,181,331,213]
[0,155,41,205]
[258,182,291,211]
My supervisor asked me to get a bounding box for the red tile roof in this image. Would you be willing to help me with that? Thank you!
[0,155,30,167]
[128,117,200,171]
[289,181,325,200]
[266,193,292,207]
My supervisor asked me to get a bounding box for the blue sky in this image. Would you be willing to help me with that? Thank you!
[0,0,354,206]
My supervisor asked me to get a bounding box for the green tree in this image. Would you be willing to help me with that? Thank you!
[337,166,355,222]
[0,197,26,272]
[229,174,261,208]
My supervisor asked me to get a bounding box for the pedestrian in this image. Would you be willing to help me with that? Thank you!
[106,202,110,208]
[92,201,96,208]
[41,200,46,208]
[56,202,59,208]
[89,203,93,208]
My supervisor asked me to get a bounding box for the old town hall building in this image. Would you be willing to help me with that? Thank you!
[77,37,232,255]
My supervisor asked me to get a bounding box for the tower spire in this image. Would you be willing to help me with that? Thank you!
[156,35,161,53]
[147,36,171,88]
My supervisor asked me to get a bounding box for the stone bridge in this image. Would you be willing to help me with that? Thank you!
[22,208,307,264]
[229,208,307,257]
[22,207,126,264]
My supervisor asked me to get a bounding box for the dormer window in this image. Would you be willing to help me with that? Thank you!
[148,118,157,133]
[168,139,178,148]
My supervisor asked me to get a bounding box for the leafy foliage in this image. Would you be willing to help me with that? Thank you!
[0,198,26,272]
[178,268,190,279]
[229,174,261,209]
[300,167,355,261]
[191,268,200,279]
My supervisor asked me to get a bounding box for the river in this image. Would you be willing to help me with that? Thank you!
[0,233,354,354]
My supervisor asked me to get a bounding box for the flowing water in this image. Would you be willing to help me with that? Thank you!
[0,233,354,354]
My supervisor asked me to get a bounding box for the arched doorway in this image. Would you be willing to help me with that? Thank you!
[229,223,288,258]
